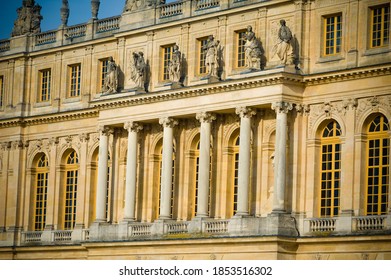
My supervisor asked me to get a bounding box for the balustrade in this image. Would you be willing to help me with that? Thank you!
[23,231,43,243]
[53,230,72,242]
[203,220,229,234]
[97,16,120,33]
[159,1,183,18]
[196,0,220,10]
[129,224,152,237]
[354,216,386,231]
[309,218,336,232]
[35,31,56,45]
[66,24,87,39]
[0,40,10,52]
[165,222,189,235]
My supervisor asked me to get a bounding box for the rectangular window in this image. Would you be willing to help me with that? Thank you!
[100,59,109,91]
[39,69,51,102]
[35,172,48,231]
[198,37,208,75]
[323,14,342,56]
[0,76,3,108]
[161,44,175,81]
[236,30,246,68]
[370,5,390,48]
[68,64,81,97]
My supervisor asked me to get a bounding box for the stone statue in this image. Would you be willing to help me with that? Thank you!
[102,57,119,94]
[272,19,293,65]
[12,0,43,37]
[130,52,146,91]
[243,25,263,70]
[91,0,100,20]
[168,44,182,85]
[60,0,70,27]
[202,35,220,79]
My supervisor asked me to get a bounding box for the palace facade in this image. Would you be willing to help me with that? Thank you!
[0,0,391,260]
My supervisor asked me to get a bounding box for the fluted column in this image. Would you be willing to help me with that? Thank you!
[123,121,143,221]
[158,117,178,220]
[95,126,113,222]
[235,107,256,217]
[195,112,216,217]
[271,101,293,213]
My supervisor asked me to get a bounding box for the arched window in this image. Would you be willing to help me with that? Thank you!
[34,154,48,231]
[366,115,390,215]
[320,121,341,217]
[64,151,79,230]
[233,135,240,216]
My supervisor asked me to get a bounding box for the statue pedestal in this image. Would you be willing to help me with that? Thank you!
[120,9,156,31]
[171,82,183,89]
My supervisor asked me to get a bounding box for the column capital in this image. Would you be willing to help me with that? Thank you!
[159,117,178,128]
[235,106,256,118]
[97,125,114,136]
[124,121,143,133]
[196,112,216,123]
[272,101,293,114]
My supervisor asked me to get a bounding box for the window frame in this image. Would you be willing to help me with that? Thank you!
[365,115,390,216]
[369,4,390,49]
[68,63,81,98]
[99,58,109,92]
[160,44,175,82]
[63,151,79,230]
[319,121,342,218]
[38,69,51,102]
[322,13,343,56]
[235,29,247,69]
[197,37,209,76]
[34,154,49,231]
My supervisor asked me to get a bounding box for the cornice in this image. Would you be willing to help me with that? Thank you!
[304,64,391,86]
[0,110,98,128]
[92,72,304,111]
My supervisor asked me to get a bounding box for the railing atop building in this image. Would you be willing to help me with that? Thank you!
[0,40,10,52]
[66,24,87,39]
[97,16,121,33]
[35,31,57,45]
[159,1,184,18]
[195,0,220,10]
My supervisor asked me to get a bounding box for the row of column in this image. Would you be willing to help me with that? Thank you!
[95,102,293,222]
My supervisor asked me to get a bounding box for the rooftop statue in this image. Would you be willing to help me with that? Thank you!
[60,0,69,27]
[243,25,264,70]
[124,0,164,12]
[12,0,43,37]
[272,19,294,66]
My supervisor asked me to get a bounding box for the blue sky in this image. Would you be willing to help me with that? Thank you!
[0,0,125,40]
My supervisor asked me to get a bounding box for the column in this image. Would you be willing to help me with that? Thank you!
[123,121,143,221]
[235,107,256,217]
[271,101,293,213]
[95,125,113,222]
[195,112,216,217]
[158,117,178,220]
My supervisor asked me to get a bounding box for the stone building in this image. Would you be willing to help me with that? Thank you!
[0,0,390,260]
